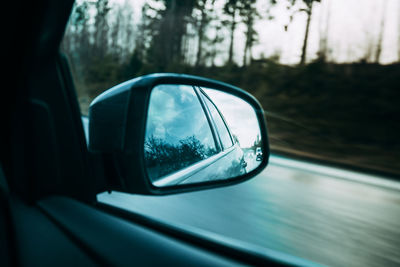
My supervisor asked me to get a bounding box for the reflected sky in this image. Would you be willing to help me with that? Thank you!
[204,88,261,148]
[146,84,215,150]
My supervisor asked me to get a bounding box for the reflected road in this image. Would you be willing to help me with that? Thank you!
[99,155,400,267]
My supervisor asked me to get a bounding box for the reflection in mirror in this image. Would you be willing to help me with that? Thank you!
[144,84,263,187]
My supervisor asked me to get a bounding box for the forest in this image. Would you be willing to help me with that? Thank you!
[61,0,400,177]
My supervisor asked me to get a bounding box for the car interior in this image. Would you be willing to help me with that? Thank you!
[1,0,317,266]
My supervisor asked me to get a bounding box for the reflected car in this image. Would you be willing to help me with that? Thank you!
[256,147,263,161]
[145,84,247,187]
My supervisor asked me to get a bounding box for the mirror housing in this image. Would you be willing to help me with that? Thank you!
[89,73,270,195]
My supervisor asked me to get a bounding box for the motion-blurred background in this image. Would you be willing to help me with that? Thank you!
[64,1,400,266]
[62,0,400,178]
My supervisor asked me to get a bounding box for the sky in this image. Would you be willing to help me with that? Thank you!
[261,0,400,64]
[107,0,399,65]
[204,88,261,148]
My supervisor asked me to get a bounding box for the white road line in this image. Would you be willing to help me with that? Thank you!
[269,155,400,191]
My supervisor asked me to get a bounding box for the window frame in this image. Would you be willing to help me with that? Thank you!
[149,86,238,187]
[192,86,222,153]
[144,84,221,182]
[197,87,234,151]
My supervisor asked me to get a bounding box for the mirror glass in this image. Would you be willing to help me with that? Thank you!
[144,84,263,187]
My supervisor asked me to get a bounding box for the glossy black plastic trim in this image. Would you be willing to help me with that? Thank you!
[96,200,317,267]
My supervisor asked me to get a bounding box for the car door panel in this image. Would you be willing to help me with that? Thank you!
[10,197,96,267]
[178,144,245,185]
[37,196,243,266]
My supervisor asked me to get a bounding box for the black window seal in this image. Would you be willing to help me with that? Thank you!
[192,86,222,152]
[198,87,234,150]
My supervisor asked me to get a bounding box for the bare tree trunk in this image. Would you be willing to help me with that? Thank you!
[195,8,206,66]
[242,32,253,66]
[210,25,221,67]
[243,16,251,66]
[397,1,400,61]
[94,0,111,59]
[364,32,375,62]
[300,3,313,65]
[111,6,122,61]
[318,0,331,61]
[227,10,237,65]
[122,4,134,61]
[375,0,388,63]
[243,42,249,66]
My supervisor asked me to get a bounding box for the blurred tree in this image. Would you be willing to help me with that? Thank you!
[192,0,216,66]
[240,0,259,66]
[363,30,375,62]
[109,4,127,61]
[145,0,197,69]
[61,0,400,176]
[94,0,111,59]
[286,0,321,65]
[223,0,243,65]
[62,1,90,55]
[317,0,331,61]
[375,0,388,63]
[119,2,136,61]
[240,0,277,66]
[207,21,224,67]
[398,1,400,61]
[61,1,91,95]
[133,3,153,64]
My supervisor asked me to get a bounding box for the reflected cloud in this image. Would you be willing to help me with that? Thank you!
[204,88,261,148]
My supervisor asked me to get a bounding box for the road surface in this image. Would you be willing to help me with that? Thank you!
[98,155,400,267]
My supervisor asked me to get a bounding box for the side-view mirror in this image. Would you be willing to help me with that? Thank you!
[89,74,269,195]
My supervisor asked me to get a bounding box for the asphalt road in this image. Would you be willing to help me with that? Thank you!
[98,155,400,267]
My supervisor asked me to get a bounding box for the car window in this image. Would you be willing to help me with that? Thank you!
[201,92,233,150]
[63,1,400,266]
[144,84,218,181]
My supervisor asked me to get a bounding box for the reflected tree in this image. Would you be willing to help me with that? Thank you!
[145,135,217,180]
[250,134,262,152]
